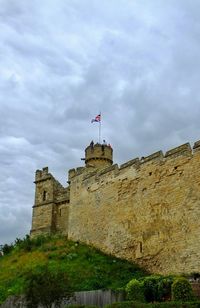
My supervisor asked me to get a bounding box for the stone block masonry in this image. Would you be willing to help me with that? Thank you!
[30,141,200,274]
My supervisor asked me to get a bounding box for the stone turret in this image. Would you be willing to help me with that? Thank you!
[30,167,56,238]
[30,166,70,238]
[85,143,113,169]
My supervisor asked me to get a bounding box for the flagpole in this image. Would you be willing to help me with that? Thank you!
[99,112,101,143]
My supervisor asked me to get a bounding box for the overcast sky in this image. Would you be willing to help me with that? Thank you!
[1,0,200,244]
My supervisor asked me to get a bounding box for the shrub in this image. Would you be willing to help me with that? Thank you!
[143,276,161,302]
[157,276,174,301]
[172,277,194,301]
[126,278,145,302]
[142,275,174,302]
[2,243,14,255]
[15,235,32,252]
[24,264,73,308]
[32,234,51,247]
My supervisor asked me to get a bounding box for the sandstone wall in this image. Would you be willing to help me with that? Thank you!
[31,203,55,237]
[31,169,55,237]
[56,203,69,235]
[30,168,69,238]
[68,142,200,274]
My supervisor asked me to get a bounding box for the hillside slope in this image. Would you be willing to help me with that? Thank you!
[0,235,148,304]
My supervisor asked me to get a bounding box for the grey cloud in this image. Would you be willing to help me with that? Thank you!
[0,0,200,244]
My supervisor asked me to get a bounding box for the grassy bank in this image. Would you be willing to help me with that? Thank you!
[0,235,147,304]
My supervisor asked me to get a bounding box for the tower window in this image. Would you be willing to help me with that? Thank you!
[43,191,47,201]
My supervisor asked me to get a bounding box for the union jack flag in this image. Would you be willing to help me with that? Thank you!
[91,114,101,123]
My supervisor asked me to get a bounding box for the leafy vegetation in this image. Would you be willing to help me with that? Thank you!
[125,275,174,303]
[24,264,73,308]
[125,279,145,302]
[0,234,147,304]
[105,301,200,308]
[143,276,162,302]
[172,277,194,301]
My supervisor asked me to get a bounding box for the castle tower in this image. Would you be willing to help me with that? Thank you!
[30,166,70,239]
[30,167,57,238]
[85,142,113,169]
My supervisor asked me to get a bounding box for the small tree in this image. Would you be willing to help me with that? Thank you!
[24,264,73,308]
[126,278,145,302]
[172,277,194,301]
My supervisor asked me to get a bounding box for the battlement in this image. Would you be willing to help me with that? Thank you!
[69,140,200,184]
[120,158,140,170]
[141,150,164,164]
[193,140,200,152]
[85,143,113,168]
[35,167,51,182]
[68,167,85,180]
[165,142,192,159]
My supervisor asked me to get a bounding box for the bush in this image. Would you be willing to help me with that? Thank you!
[15,235,32,252]
[32,234,51,247]
[125,275,174,303]
[24,264,73,308]
[157,276,173,301]
[2,243,14,255]
[172,277,194,302]
[126,279,145,302]
[143,276,161,302]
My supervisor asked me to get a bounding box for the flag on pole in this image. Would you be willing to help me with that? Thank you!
[91,114,101,123]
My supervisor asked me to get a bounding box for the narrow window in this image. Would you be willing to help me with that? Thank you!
[43,190,47,201]
[140,242,143,253]
[149,172,152,176]
[59,209,62,216]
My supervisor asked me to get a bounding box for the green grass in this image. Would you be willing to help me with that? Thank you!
[0,235,148,304]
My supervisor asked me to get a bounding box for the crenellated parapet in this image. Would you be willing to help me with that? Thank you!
[35,167,51,183]
[85,143,113,168]
[69,140,200,184]
[193,140,200,152]
[68,167,85,181]
[165,142,192,159]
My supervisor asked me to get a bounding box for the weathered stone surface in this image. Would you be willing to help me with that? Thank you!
[30,142,200,275]
[30,168,69,238]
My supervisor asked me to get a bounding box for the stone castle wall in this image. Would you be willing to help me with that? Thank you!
[31,141,200,274]
[68,141,200,274]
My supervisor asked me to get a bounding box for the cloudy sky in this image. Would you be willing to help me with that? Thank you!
[1,0,200,244]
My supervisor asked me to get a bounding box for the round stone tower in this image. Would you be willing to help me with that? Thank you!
[85,143,113,169]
